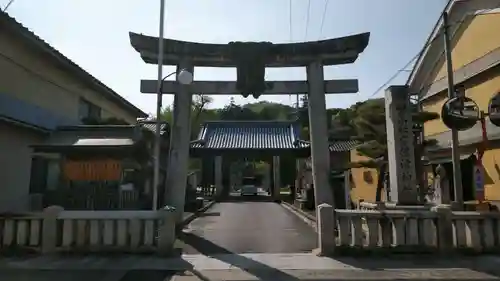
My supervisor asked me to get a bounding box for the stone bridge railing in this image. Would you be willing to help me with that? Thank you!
[318,204,500,255]
[0,206,175,255]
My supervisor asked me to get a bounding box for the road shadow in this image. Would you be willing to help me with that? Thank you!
[220,195,277,203]
[332,255,500,278]
[177,231,301,281]
[118,270,177,281]
[196,212,221,218]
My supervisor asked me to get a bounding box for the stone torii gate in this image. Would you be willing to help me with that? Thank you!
[129,32,370,222]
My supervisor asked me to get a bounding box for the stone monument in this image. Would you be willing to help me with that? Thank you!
[385,85,418,205]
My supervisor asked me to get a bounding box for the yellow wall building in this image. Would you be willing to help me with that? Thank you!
[409,0,500,202]
[349,149,388,204]
[349,0,500,204]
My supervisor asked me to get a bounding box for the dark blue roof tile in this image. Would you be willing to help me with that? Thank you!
[191,121,306,150]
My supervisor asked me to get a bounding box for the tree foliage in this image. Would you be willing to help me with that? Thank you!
[161,96,297,129]
[347,98,439,202]
[155,94,439,204]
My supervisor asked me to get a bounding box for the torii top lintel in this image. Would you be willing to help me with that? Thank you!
[129,32,370,67]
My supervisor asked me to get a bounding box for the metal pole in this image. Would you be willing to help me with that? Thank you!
[417,99,428,199]
[443,11,463,207]
[153,0,166,210]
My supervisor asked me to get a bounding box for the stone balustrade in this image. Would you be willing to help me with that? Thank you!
[358,201,434,211]
[0,206,176,255]
[358,201,379,210]
[318,203,500,255]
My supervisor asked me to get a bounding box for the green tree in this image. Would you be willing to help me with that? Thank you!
[160,94,214,139]
[297,95,310,140]
[348,98,438,202]
[243,101,294,120]
[217,98,259,120]
[191,95,214,138]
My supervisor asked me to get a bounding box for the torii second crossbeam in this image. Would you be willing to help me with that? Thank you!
[140,79,359,95]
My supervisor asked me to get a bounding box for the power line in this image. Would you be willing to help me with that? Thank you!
[318,0,330,39]
[304,0,311,41]
[367,28,445,98]
[415,6,500,95]
[288,0,293,42]
[0,50,86,100]
[367,55,418,98]
[367,7,500,99]
[296,0,314,111]
[418,45,500,102]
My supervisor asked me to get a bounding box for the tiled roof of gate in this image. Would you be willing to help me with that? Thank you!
[139,121,169,136]
[191,121,307,150]
[297,139,359,152]
[328,140,360,152]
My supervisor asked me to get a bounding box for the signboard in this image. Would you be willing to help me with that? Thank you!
[64,159,122,181]
[473,164,485,201]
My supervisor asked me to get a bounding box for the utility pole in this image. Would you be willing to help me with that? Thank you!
[443,11,463,208]
[153,0,166,210]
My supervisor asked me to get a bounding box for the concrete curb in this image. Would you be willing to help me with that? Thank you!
[280,202,317,232]
[177,200,217,229]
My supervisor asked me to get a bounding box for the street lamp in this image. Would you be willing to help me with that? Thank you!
[153,0,195,210]
[152,69,193,210]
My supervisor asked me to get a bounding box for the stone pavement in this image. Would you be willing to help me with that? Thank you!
[2,200,500,280]
[1,253,500,280]
[173,268,499,280]
[178,201,317,254]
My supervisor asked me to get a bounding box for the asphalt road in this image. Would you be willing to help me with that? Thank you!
[177,200,317,254]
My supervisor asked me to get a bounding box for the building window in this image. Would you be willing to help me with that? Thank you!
[78,98,102,122]
[46,159,61,191]
[29,156,48,194]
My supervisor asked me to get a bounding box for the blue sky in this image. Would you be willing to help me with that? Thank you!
[2,0,446,115]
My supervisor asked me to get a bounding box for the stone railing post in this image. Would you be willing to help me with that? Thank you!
[377,203,393,246]
[317,203,336,256]
[41,205,63,253]
[157,206,176,256]
[432,205,453,252]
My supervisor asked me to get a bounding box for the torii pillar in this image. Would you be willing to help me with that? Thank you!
[164,60,194,222]
[129,32,370,224]
[307,61,333,206]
